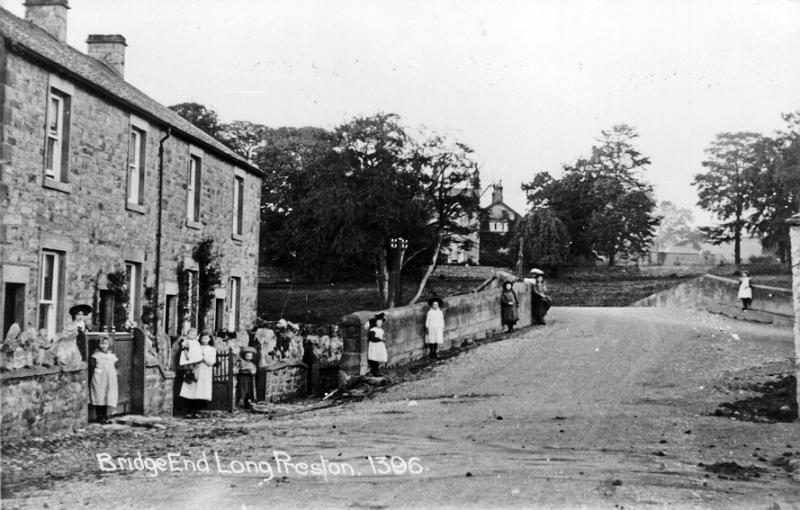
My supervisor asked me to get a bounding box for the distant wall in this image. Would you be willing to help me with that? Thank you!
[340,278,531,375]
[432,265,501,280]
[633,274,792,326]
[637,265,716,277]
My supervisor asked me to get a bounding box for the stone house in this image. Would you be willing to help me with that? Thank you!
[478,182,521,267]
[0,0,263,341]
[440,186,481,265]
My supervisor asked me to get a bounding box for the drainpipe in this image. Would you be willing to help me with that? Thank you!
[153,128,171,339]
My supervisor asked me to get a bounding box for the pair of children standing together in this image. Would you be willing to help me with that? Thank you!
[365,296,446,376]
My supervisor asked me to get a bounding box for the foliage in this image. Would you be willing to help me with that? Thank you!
[693,131,763,265]
[216,120,270,162]
[511,207,570,273]
[192,238,223,331]
[652,201,700,250]
[523,125,659,266]
[168,102,221,137]
[106,269,129,332]
[745,112,800,263]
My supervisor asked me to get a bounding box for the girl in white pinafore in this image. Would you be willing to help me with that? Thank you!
[738,271,753,311]
[367,313,387,377]
[180,330,216,418]
[425,297,445,360]
[90,336,118,424]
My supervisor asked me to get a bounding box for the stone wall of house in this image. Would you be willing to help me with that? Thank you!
[1,364,87,439]
[340,279,532,375]
[0,49,261,337]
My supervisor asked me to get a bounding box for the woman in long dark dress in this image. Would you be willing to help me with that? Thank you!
[500,281,519,333]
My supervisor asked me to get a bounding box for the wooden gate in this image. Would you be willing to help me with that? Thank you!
[210,350,235,412]
[83,330,144,420]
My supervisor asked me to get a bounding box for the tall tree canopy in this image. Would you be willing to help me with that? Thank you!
[693,132,763,265]
[168,102,221,137]
[511,207,569,274]
[746,113,800,263]
[523,125,659,266]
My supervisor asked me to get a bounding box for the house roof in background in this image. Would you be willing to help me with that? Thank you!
[0,6,262,177]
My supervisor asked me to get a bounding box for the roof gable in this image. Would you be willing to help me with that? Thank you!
[0,6,261,177]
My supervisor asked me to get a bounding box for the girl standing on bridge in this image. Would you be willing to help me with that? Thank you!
[367,313,388,376]
[738,271,753,311]
[425,297,445,359]
[500,281,519,333]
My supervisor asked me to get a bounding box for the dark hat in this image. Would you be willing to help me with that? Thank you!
[240,346,257,359]
[427,297,444,307]
[368,312,386,327]
[69,304,93,318]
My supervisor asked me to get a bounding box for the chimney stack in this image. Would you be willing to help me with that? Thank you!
[86,35,127,78]
[24,0,69,42]
[491,182,504,205]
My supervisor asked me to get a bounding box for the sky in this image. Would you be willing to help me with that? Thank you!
[3,0,799,223]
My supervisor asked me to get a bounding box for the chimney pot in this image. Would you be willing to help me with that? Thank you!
[86,34,127,78]
[24,0,69,41]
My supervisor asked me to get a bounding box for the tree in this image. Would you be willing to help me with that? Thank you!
[747,112,800,263]
[523,125,659,266]
[168,102,221,137]
[511,207,570,274]
[652,201,695,250]
[406,133,481,304]
[217,120,270,162]
[693,132,763,265]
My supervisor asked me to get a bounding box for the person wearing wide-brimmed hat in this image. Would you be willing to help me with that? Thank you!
[69,304,93,332]
[529,269,551,325]
[236,346,258,408]
[425,297,445,359]
[367,312,387,376]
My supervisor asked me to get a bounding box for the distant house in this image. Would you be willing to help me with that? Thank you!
[642,237,769,267]
[0,0,263,339]
[478,183,521,266]
[440,187,481,264]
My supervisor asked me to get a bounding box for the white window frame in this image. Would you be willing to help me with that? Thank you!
[125,261,141,326]
[232,175,244,236]
[228,276,240,332]
[187,148,203,224]
[45,93,64,179]
[38,251,62,339]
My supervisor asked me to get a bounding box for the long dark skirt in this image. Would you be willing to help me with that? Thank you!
[501,304,519,325]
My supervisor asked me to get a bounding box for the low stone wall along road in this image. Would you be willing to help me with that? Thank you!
[2,307,798,509]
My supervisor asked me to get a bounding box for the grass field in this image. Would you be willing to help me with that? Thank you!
[257,272,722,324]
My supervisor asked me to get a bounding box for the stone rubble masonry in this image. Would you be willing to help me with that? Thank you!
[340,278,532,376]
[0,48,261,336]
[432,265,500,280]
[144,364,174,416]
[256,362,307,403]
[1,363,87,439]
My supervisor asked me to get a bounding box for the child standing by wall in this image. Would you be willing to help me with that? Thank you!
[237,346,258,409]
[367,312,387,377]
[425,297,445,359]
[89,336,118,424]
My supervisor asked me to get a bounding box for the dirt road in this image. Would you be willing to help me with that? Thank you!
[2,307,798,509]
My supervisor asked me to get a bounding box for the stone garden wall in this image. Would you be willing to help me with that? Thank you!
[1,364,87,439]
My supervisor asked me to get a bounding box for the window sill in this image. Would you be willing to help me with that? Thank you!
[186,219,203,230]
[126,202,147,215]
[231,232,243,242]
[43,178,72,194]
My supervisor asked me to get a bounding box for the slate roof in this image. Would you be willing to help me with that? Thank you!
[0,6,262,177]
